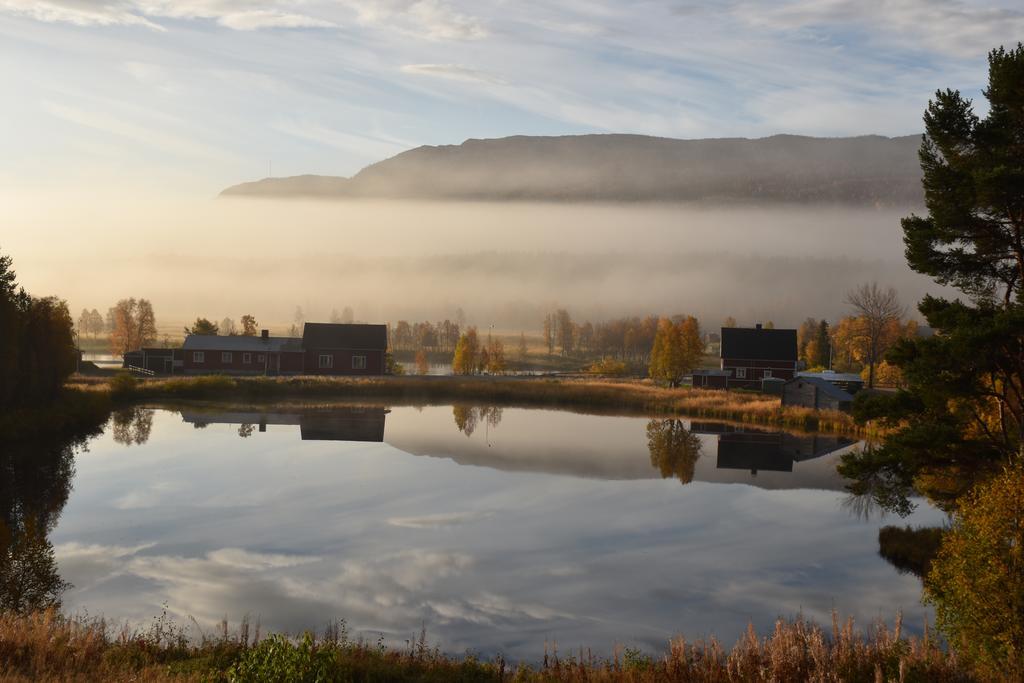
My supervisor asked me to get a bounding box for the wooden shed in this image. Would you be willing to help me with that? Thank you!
[782,376,855,412]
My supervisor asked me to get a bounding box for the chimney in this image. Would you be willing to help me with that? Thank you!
[755,323,762,330]
[261,329,269,341]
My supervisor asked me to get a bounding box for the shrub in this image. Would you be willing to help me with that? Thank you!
[587,357,628,376]
[925,465,1024,679]
[108,371,138,399]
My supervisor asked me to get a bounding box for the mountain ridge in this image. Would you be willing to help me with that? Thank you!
[220,133,924,204]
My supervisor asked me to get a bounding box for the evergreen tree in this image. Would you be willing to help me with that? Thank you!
[813,320,830,368]
[185,318,219,336]
[0,249,77,409]
[843,43,1024,510]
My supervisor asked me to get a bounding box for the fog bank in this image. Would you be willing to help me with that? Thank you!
[2,196,941,330]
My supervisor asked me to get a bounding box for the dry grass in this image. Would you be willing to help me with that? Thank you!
[0,610,974,682]
[68,374,865,436]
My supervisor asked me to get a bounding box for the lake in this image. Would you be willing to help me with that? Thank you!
[36,405,943,660]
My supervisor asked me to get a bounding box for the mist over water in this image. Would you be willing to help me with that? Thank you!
[3,195,941,329]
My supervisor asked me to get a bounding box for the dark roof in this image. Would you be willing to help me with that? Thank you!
[721,327,797,362]
[797,371,863,383]
[302,323,388,350]
[787,376,855,402]
[182,335,299,352]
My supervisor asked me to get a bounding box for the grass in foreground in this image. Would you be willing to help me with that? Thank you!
[69,374,864,436]
[0,609,973,682]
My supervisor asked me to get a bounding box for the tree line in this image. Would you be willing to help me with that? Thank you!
[389,319,462,354]
[0,251,77,409]
[541,309,662,362]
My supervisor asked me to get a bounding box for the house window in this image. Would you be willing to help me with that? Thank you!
[352,355,367,370]
[735,367,747,379]
[222,352,233,363]
[243,353,252,364]
[257,354,265,362]
[763,369,772,378]
[193,351,205,363]
[319,354,333,369]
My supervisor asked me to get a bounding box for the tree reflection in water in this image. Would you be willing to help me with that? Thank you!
[0,437,80,612]
[646,419,702,485]
[111,407,154,446]
[452,406,503,437]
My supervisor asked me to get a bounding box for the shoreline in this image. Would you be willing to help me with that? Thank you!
[65,374,864,437]
[3,374,867,443]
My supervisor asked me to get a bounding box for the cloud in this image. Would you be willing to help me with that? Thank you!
[734,0,1024,58]
[400,63,503,84]
[344,0,487,39]
[42,100,234,162]
[0,0,337,31]
[0,0,163,29]
[387,511,494,528]
[271,120,415,161]
[136,1,338,30]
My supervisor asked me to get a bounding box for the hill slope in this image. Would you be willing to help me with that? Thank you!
[221,133,924,204]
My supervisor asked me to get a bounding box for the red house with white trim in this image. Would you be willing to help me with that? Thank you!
[716,324,798,389]
[180,323,388,376]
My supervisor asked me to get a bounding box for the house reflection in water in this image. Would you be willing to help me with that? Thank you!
[179,407,388,443]
[689,422,855,475]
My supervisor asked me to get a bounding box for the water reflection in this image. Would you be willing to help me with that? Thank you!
[44,405,943,661]
[689,422,855,476]
[165,405,856,485]
[452,405,503,438]
[112,407,154,446]
[0,439,78,611]
[646,419,702,485]
[178,407,389,443]
[166,405,858,488]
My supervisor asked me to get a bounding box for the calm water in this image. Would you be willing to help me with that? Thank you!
[44,405,942,659]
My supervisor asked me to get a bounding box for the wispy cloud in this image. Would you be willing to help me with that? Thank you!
[0,0,338,31]
[2,0,1014,194]
[272,120,415,161]
[42,100,234,162]
[400,63,503,84]
[0,0,163,29]
[344,0,487,40]
[137,1,338,30]
[734,0,1024,58]
[387,510,494,528]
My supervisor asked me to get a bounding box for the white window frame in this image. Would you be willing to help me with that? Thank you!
[243,352,252,364]
[763,369,772,378]
[319,354,334,369]
[735,367,747,379]
[352,355,367,370]
[193,351,205,363]
[222,352,233,363]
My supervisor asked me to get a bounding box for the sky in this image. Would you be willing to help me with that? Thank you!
[1,0,1022,196]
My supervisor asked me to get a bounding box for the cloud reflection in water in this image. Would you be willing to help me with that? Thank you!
[50,406,944,659]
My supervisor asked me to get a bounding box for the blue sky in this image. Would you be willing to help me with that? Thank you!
[1,0,1021,195]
